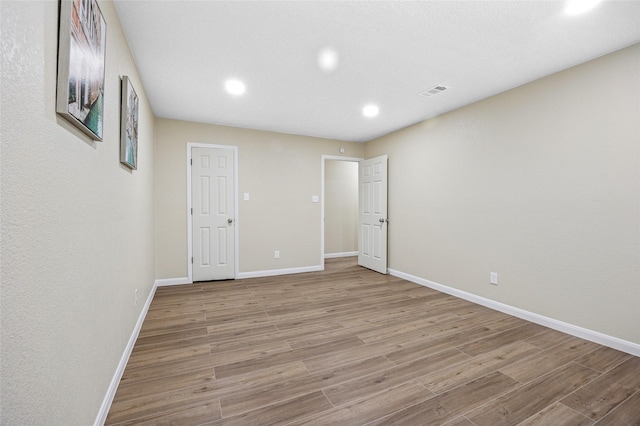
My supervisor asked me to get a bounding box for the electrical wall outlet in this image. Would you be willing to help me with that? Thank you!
[490,272,498,285]
[274,250,280,259]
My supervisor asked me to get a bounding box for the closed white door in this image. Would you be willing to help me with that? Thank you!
[358,155,388,274]
[192,147,235,281]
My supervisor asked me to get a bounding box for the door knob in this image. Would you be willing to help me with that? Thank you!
[228,218,233,224]
[379,218,385,223]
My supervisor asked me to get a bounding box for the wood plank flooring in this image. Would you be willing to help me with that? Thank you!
[106,257,640,425]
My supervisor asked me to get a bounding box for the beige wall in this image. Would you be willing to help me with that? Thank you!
[1,2,637,423]
[324,160,359,255]
[366,44,640,345]
[155,119,364,278]
[1,1,156,424]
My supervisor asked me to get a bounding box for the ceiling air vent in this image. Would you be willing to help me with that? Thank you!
[418,85,449,98]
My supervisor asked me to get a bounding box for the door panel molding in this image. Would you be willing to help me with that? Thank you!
[358,155,388,274]
[187,143,239,282]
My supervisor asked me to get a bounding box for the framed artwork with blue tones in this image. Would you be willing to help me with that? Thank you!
[120,76,139,170]
[56,0,106,141]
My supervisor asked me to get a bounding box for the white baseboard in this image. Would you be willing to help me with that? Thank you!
[94,282,158,426]
[155,277,191,286]
[388,268,640,358]
[238,265,323,279]
[324,251,358,259]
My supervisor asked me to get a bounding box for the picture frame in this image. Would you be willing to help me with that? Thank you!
[120,76,139,170]
[56,0,107,141]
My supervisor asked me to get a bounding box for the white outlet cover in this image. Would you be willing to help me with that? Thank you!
[244,193,249,201]
[312,195,319,203]
[490,272,498,285]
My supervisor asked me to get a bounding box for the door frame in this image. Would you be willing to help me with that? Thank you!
[320,155,363,268]
[187,143,239,282]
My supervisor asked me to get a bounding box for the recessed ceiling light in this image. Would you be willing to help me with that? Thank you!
[565,0,602,15]
[318,47,339,73]
[362,104,379,118]
[225,79,245,95]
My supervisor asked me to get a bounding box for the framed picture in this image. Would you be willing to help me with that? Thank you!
[120,76,139,170]
[56,0,106,141]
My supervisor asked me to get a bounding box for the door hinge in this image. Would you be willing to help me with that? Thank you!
[190,158,193,165]
[191,257,193,264]
[191,208,193,215]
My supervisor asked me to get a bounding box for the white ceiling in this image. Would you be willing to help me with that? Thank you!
[113,1,640,142]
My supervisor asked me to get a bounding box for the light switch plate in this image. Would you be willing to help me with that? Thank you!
[244,193,249,201]
[312,195,319,203]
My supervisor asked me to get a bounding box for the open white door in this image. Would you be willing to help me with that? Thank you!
[358,155,388,274]
[191,147,235,281]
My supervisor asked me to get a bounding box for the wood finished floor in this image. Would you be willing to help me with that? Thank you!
[106,258,640,426]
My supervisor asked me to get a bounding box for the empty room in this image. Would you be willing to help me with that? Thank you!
[1,0,639,425]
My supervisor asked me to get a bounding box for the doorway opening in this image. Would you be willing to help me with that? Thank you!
[321,155,362,268]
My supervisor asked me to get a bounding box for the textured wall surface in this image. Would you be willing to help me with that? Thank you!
[1,1,156,424]
[1,1,637,423]
[324,160,358,255]
[366,44,640,345]
[154,119,364,279]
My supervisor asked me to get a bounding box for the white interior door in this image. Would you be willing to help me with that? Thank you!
[192,147,235,281]
[358,155,388,274]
